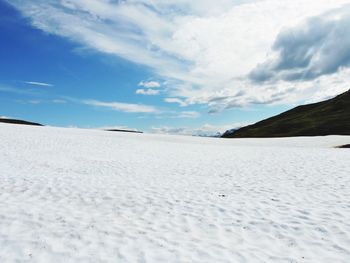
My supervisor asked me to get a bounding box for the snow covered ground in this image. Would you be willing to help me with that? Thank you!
[0,123,349,263]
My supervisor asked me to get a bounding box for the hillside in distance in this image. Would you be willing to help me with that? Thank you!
[0,118,43,126]
[105,129,143,134]
[222,89,350,138]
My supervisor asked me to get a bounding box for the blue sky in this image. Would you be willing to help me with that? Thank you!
[1,0,349,135]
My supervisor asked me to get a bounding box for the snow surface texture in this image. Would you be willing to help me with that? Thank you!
[0,123,350,263]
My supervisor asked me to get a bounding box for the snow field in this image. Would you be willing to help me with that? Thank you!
[0,124,350,262]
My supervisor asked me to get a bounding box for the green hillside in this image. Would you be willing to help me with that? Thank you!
[222,90,350,138]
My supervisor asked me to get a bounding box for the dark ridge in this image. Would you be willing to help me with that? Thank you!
[0,118,43,126]
[104,129,143,134]
[337,144,350,148]
[222,89,350,138]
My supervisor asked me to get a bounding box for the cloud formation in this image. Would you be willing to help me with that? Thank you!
[250,6,350,83]
[7,0,350,111]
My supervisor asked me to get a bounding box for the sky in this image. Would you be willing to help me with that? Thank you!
[1,0,350,135]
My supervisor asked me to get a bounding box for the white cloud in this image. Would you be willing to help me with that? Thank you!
[25,81,53,87]
[136,89,160,96]
[8,0,350,111]
[138,81,161,88]
[164,98,188,107]
[83,99,159,113]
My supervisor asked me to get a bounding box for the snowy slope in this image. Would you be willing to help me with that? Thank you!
[0,123,349,263]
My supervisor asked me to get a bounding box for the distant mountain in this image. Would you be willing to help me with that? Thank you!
[0,118,43,126]
[222,89,350,138]
[192,132,222,138]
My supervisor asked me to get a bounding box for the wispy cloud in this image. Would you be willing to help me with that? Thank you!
[25,81,53,87]
[138,81,161,88]
[164,98,188,107]
[83,99,159,113]
[0,85,37,95]
[83,99,200,118]
[176,111,200,119]
[136,89,160,96]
